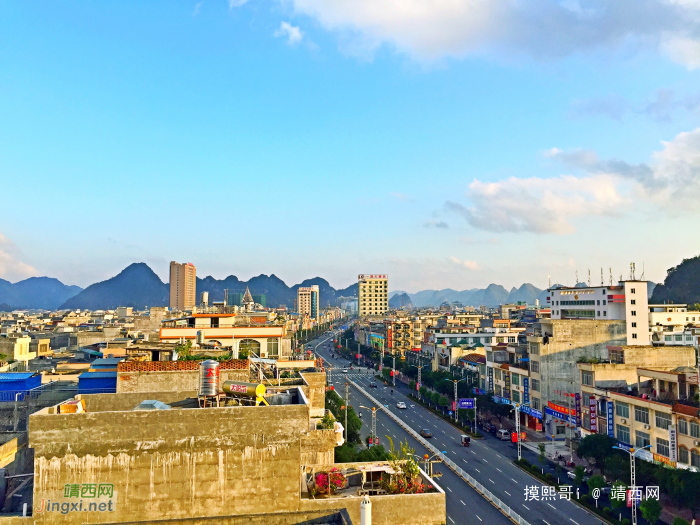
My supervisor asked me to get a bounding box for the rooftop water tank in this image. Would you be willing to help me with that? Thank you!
[199,360,220,396]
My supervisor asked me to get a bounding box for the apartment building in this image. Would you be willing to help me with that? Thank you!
[358,274,388,318]
[649,304,699,330]
[385,318,412,357]
[297,285,319,320]
[548,280,649,345]
[169,261,196,310]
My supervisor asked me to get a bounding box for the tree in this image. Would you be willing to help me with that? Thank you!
[419,386,427,399]
[431,392,441,405]
[672,518,690,525]
[640,497,662,524]
[574,465,585,486]
[538,443,547,470]
[576,434,616,473]
[604,455,628,483]
[610,482,628,510]
[408,380,417,392]
[587,474,606,494]
[438,395,450,408]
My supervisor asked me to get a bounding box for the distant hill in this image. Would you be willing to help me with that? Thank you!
[60,263,168,310]
[389,293,413,309]
[56,263,358,310]
[0,277,82,310]
[650,255,700,306]
[391,283,543,307]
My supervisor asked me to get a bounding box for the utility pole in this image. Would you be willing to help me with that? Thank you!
[515,404,522,461]
[454,380,458,424]
[344,382,349,443]
[392,354,396,387]
[357,342,361,366]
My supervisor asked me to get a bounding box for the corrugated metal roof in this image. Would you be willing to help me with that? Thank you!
[90,358,123,366]
[79,372,118,379]
[0,373,36,381]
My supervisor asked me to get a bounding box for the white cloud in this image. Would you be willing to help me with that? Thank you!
[424,220,449,229]
[390,191,411,202]
[274,22,304,45]
[447,127,700,235]
[228,0,700,66]
[0,234,39,282]
[229,0,250,7]
[450,256,480,270]
[192,2,203,16]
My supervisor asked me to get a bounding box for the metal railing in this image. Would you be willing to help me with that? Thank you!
[352,380,531,525]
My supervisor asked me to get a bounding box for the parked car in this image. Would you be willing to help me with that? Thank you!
[484,423,498,433]
[420,429,433,438]
[496,429,510,441]
[369,382,377,388]
[396,402,407,409]
[342,369,348,374]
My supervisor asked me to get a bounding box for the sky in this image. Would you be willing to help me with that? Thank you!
[1,0,700,293]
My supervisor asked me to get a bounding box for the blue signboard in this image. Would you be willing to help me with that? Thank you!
[545,406,576,424]
[459,398,475,409]
[520,405,543,420]
[607,400,615,437]
[472,387,485,395]
[523,377,530,405]
[575,393,582,427]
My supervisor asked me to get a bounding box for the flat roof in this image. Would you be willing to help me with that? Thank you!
[0,373,37,381]
[79,372,118,379]
[91,358,125,365]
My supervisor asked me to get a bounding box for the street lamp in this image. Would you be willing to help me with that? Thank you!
[444,378,466,424]
[359,404,389,448]
[409,363,429,395]
[413,452,447,477]
[510,402,530,461]
[612,444,651,525]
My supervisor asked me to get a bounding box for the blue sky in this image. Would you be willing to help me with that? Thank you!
[1,1,699,292]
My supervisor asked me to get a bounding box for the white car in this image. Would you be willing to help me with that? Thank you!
[496,429,511,441]
[342,369,348,374]
[396,402,407,409]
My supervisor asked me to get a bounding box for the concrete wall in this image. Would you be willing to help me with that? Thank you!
[117,369,249,393]
[29,403,312,524]
[299,372,326,418]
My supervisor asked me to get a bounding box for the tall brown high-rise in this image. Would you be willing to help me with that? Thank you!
[169,261,196,310]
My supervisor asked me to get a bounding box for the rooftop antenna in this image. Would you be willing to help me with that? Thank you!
[641,262,645,281]
[630,262,636,281]
[588,269,591,287]
[548,274,551,288]
[609,268,613,286]
[575,270,579,284]
[600,268,604,286]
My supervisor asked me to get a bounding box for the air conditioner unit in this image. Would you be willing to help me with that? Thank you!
[644,424,650,430]
[621,419,627,424]
[694,440,700,447]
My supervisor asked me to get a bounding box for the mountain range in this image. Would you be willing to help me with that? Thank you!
[0,263,358,311]
[390,283,545,308]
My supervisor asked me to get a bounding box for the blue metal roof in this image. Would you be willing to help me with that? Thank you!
[79,372,117,379]
[0,373,36,381]
[91,358,124,365]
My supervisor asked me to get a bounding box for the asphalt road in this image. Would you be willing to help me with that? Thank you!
[312,332,600,525]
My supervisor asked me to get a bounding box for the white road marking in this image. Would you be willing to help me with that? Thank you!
[489,479,495,484]
[483,459,488,463]
[448,518,455,524]
[522,504,530,511]
[496,454,503,459]
[547,503,556,509]
[475,515,482,522]
[474,468,480,473]
[460,500,466,505]
[452,451,457,455]
[462,459,468,464]
[569,520,579,525]
[496,468,502,473]
[446,487,452,492]
[471,451,477,455]
[504,491,511,496]
[511,478,518,483]
[543,521,551,525]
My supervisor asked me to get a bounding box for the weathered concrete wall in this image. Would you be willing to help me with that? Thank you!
[299,372,326,418]
[29,404,310,524]
[117,369,249,393]
[78,391,198,413]
[300,429,335,466]
[541,320,626,407]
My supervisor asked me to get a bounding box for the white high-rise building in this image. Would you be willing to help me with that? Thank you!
[358,274,388,318]
[297,285,319,320]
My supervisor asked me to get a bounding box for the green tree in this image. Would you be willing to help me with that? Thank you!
[408,380,417,392]
[610,482,628,510]
[587,474,606,494]
[576,434,616,473]
[672,518,690,525]
[605,455,628,483]
[640,497,662,524]
[431,392,441,405]
[537,443,547,470]
[419,386,427,399]
[438,395,450,408]
[175,340,193,357]
[574,465,585,486]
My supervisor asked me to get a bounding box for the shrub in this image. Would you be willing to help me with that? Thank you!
[580,494,592,505]
[520,458,531,468]
[545,473,555,484]
[602,507,613,516]
[672,518,690,525]
[621,519,631,525]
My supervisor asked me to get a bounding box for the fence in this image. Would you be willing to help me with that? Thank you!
[352,380,531,525]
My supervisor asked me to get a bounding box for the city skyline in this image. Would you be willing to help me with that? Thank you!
[1,1,699,292]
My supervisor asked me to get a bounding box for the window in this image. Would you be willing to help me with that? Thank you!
[678,419,688,435]
[604,311,607,316]
[597,311,600,317]
[266,338,279,357]
[634,406,649,424]
[635,431,650,449]
[532,397,540,410]
[530,360,540,374]
[617,425,630,444]
[631,288,635,294]
[512,391,520,403]
[616,402,629,419]
[495,369,502,381]
[665,335,672,342]
[656,438,670,458]
[597,300,600,305]
[531,379,540,392]
[631,311,636,316]
[691,421,700,439]
[511,374,520,386]
[239,338,261,357]
[495,385,502,396]
[632,334,637,339]
[529,343,540,355]
[655,411,672,430]
[679,447,689,464]
[675,335,683,341]
[582,371,593,386]
[693,450,700,468]
[632,322,637,328]
[508,336,516,343]
[631,299,636,305]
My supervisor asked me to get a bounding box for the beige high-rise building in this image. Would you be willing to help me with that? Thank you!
[297,285,319,320]
[358,274,388,318]
[169,261,196,310]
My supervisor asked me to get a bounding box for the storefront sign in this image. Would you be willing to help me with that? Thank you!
[653,454,676,468]
[520,405,543,420]
[547,401,572,414]
[607,400,614,437]
[544,406,575,424]
[523,377,530,404]
[488,367,494,393]
[669,425,678,463]
[589,396,597,432]
[504,373,511,400]
[575,393,582,427]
